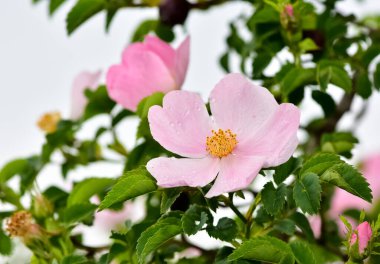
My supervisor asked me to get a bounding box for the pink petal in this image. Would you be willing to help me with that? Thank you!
[121,43,147,66]
[144,36,176,72]
[205,155,265,198]
[174,36,190,87]
[70,70,101,120]
[210,73,278,142]
[237,103,300,167]
[148,91,213,158]
[363,154,380,199]
[106,49,176,111]
[147,157,219,188]
[351,221,372,253]
[308,215,321,238]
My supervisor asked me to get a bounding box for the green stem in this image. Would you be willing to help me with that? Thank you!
[245,194,261,239]
[221,196,247,224]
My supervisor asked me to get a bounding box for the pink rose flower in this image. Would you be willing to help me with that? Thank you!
[94,202,134,231]
[350,221,372,253]
[330,154,380,217]
[106,36,190,111]
[147,73,300,197]
[70,70,101,120]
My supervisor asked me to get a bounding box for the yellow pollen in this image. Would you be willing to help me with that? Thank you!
[206,129,237,158]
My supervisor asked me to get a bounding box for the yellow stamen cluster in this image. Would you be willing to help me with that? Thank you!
[37,111,61,134]
[6,211,34,237]
[206,129,237,158]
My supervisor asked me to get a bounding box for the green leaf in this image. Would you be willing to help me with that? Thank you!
[125,140,165,170]
[362,45,380,67]
[290,212,315,242]
[66,0,106,35]
[0,185,22,208]
[219,52,230,73]
[111,109,134,127]
[136,92,164,119]
[274,219,296,236]
[136,212,183,263]
[228,236,295,263]
[67,178,115,206]
[161,187,184,214]
[182,205,213,236]
[131,20,158,42]
[293,173,321,214]
[261,182,287,215]
[374,63,380,90]
[252,51,272,78]
[356,71,372,99]
[83,85,115,120]
[61,255,88,264]
[46,120,75,148]
[300,153,342,176]
[321,132,358,158]
[321,163,372,202]
[49,0,68,15]
[0,159,28,183]
[281,67,315,96]
[317,60,352,92]
[273,157,300,185]
[311,90,336,117]
[105,7,117,32]
[206,217,238,242]
[0,229,12,256]
[155,23,175,42]
[99,167,157,210]
[247,5,279,28]
[290,240,317,264]
[308,243,341,263]
[299,38,319,52]
[61,203,97,224]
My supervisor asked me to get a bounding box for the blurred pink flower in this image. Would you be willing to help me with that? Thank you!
[309,215,321,238]
[330,154,380,217]
[106,36,190,111]
[70,70,101,120]
[147,73,300,197]
[310,154,380,238]
[94,202,134,231]
[350,221,372,253]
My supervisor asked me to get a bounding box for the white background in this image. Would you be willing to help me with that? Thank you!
[1,0,380,261]
[1,0,380,166]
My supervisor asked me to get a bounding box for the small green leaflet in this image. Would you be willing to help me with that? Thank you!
[99,167,157,210]
[293,173,321,214]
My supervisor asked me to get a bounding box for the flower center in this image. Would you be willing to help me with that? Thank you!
[206,129,237,158]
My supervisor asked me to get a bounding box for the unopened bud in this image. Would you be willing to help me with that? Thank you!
[37,111,61,134]
[350,221,372,255]
[32,195,53,218]
[284,4,294,17]
[159,0,191,26]
[280,4,297,32]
